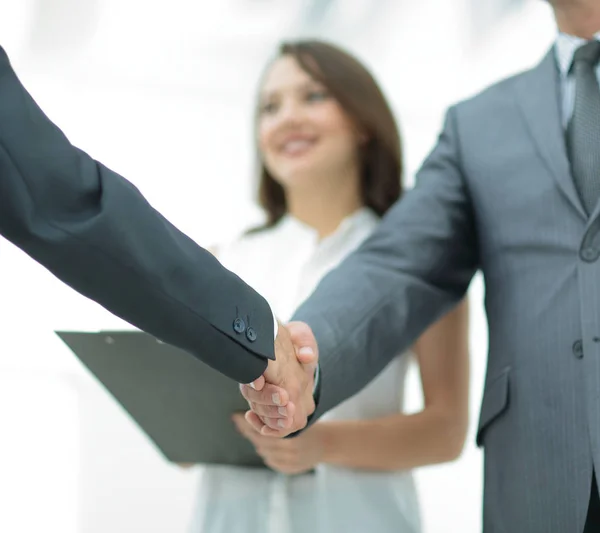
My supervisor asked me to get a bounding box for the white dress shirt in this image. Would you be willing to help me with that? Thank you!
[189,208,421,533]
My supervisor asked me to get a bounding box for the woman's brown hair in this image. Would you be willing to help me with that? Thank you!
[254,39,403,228]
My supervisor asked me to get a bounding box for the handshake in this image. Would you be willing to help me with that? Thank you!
[239,321,319,438]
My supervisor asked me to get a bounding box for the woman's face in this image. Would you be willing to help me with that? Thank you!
[258,55,362,189]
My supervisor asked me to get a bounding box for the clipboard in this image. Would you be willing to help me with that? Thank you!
[55,330,267,468]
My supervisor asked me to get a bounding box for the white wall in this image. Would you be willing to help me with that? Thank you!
[0,1,557,532]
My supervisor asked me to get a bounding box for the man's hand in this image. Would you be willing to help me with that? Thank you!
[239,321,319,437]
[232,413,326,474]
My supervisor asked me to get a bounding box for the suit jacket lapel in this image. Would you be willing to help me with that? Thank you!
[513,47,587,220]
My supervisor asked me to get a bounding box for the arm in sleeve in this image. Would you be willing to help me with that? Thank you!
[0,46,274,384]
[294,106,478,421]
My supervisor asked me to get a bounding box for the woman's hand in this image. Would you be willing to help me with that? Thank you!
[232,413,327,475]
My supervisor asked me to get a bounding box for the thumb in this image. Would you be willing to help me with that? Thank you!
[287,321,318,365]
[247,374,265,391]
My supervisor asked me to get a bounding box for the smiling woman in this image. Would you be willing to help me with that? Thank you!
[186,39,469,533]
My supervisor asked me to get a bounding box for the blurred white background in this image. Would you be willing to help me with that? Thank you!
[0,0,556,531]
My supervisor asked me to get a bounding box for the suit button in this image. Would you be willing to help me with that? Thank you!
[573,340,584,359]
[246,327,257,342]
[580,247,599,262]
[233,318,246,334]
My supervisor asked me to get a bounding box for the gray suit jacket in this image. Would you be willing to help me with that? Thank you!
[294,48,600,531]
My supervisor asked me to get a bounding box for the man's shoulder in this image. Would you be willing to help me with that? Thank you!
[452,56,547,118]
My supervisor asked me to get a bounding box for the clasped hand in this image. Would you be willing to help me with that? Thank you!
[232,413,325,474]
[239,321,318,438]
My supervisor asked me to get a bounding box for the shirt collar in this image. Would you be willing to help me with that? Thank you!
[555,31,600,78]
[278,207,377,244]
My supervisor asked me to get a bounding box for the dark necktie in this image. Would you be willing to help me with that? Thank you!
[567,40,600,215]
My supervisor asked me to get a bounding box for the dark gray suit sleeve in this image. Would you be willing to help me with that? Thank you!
[0,47,274,384]
[293,106,478,421]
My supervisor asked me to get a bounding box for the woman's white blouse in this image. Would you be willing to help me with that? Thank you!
[191,208,421,533]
